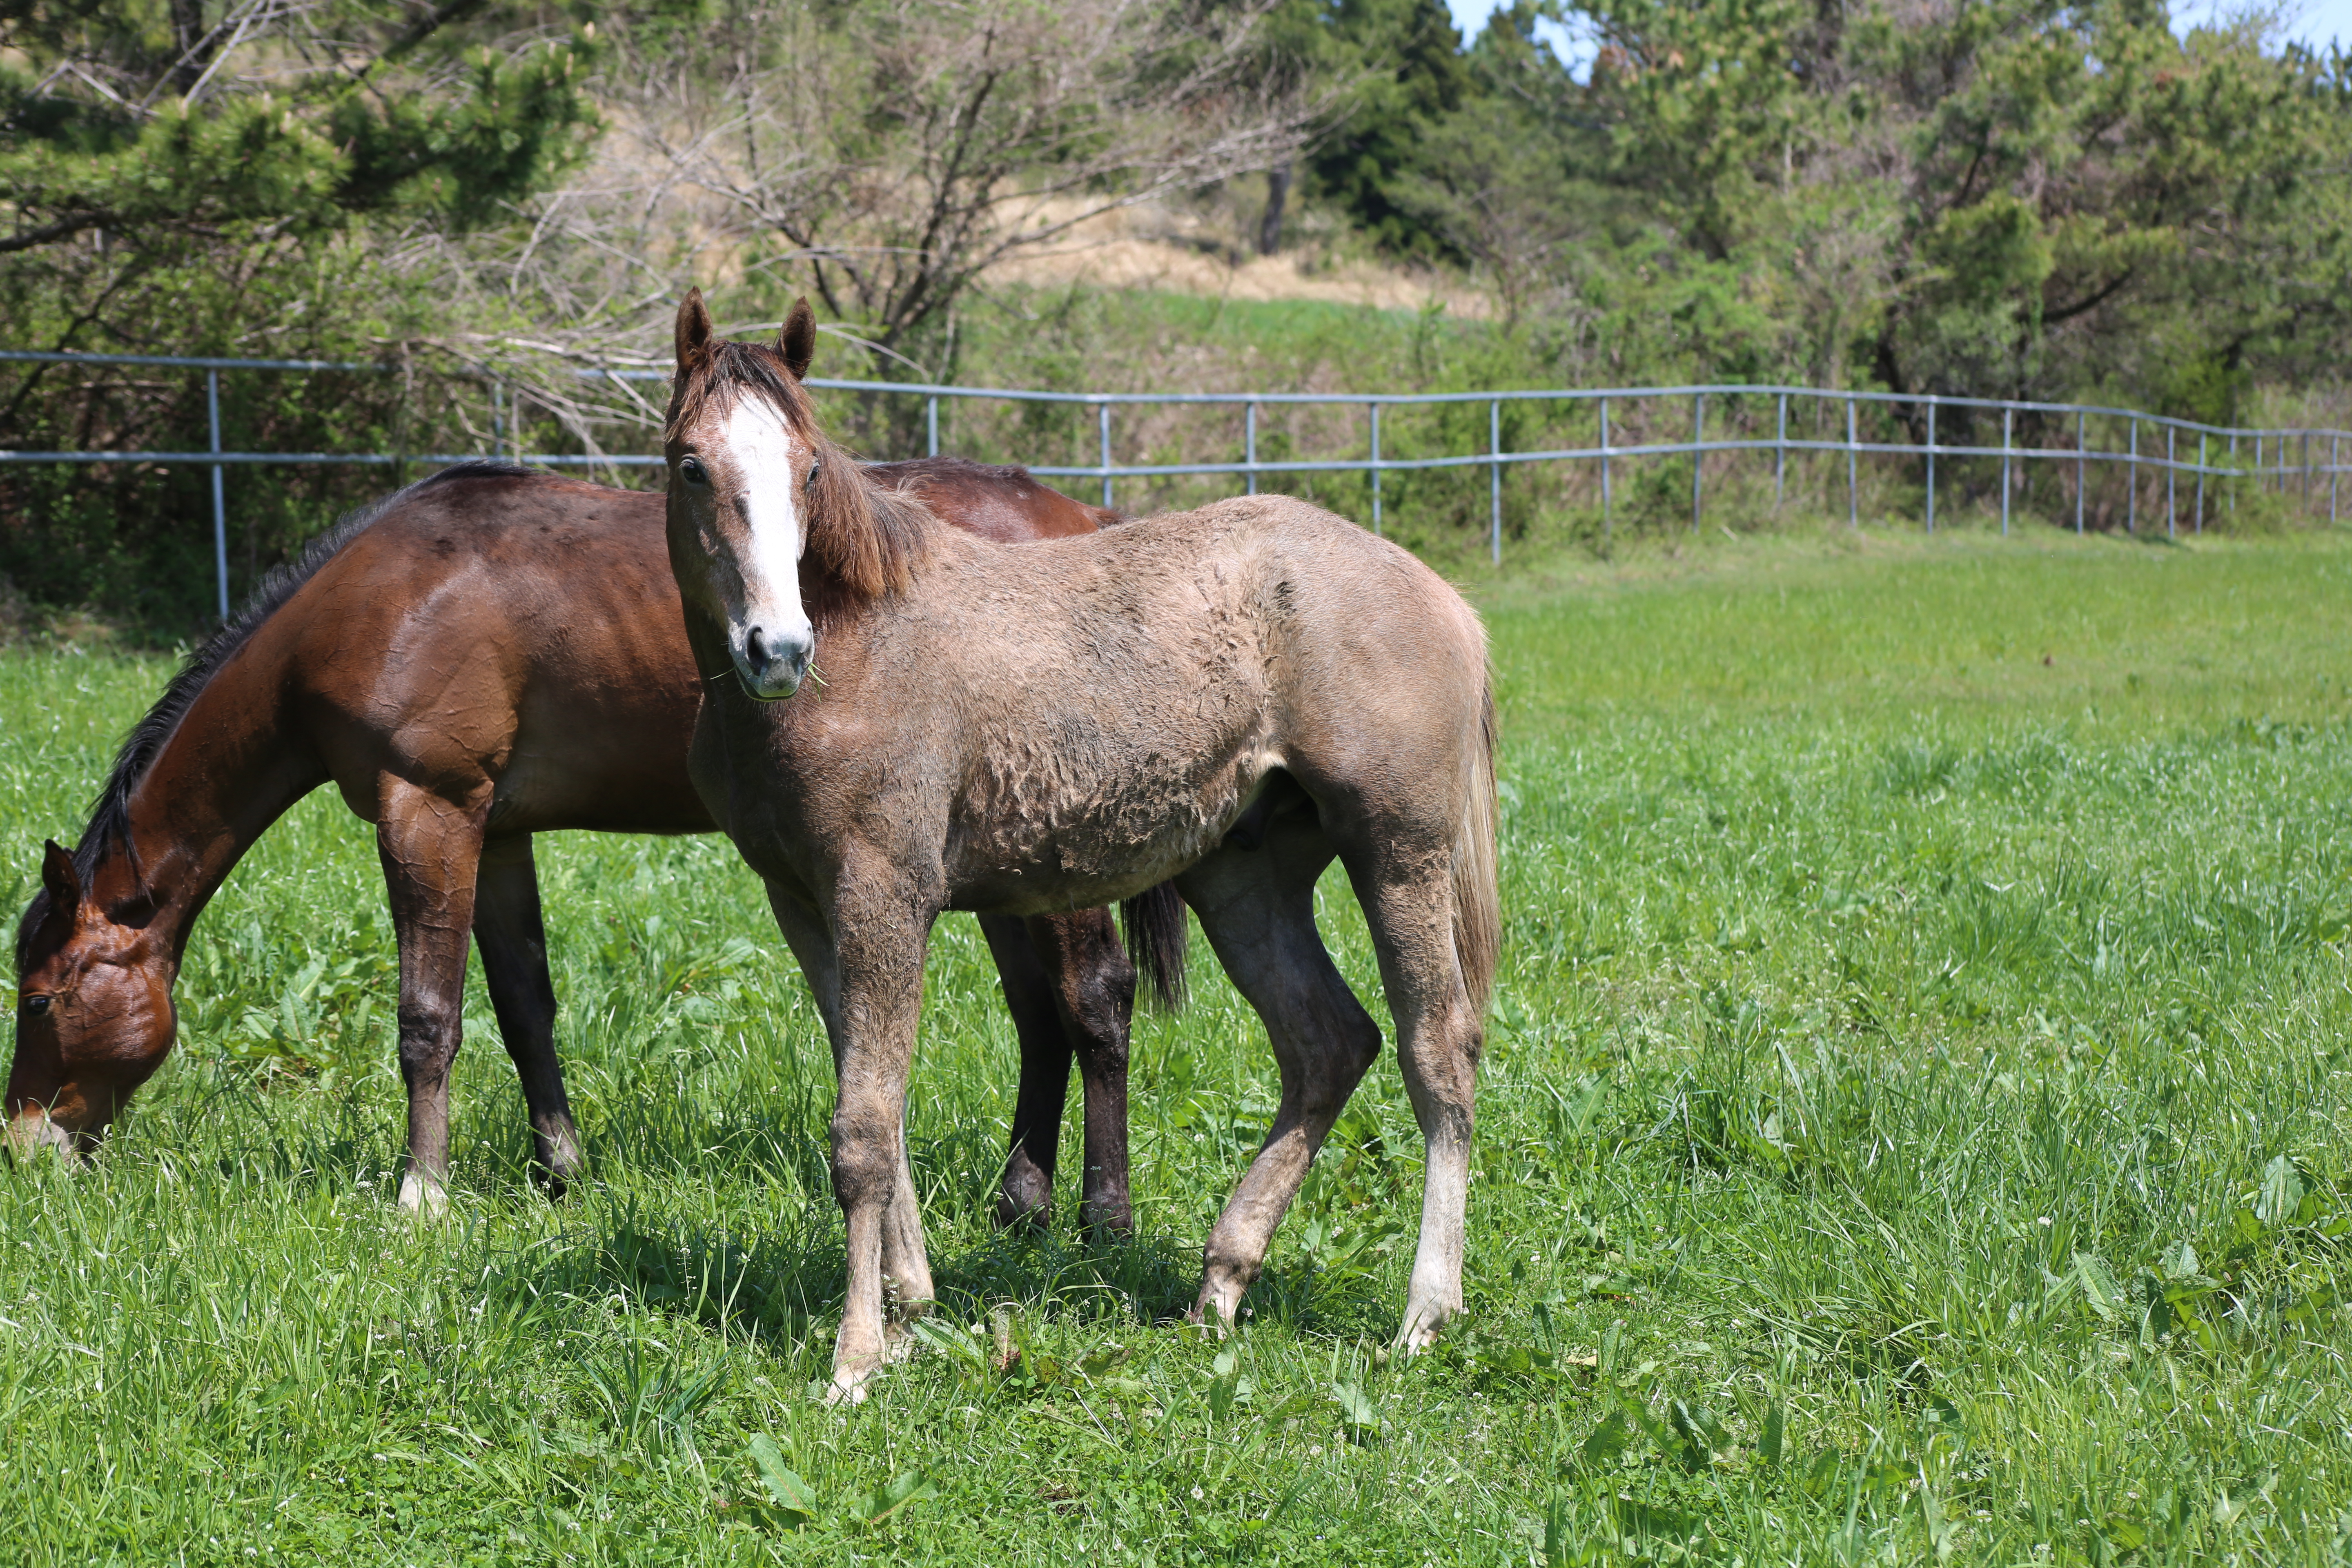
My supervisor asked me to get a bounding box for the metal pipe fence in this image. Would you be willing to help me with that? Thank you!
[6,349,2348,618]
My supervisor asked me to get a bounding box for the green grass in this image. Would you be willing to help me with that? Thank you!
[3,524,2351,1564]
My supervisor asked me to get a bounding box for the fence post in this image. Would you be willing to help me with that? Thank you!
[1490,399,1503,565]
[1599,396,1612,538]
[1368,401,1382,536]
[2000,404,2013,537]
[1846,395,1859,529]
[492,379,506,463]
[1775,391,1787,508]
[2333,433,2340,524]
[2196,432,2206,533]
[1098,402,1113,510]
[1924,397,1937,533]
[207,368,228,622]
[1690,392,1704,533]
[2075,410,2086,535]
[927,395,939,459]
[1245,400,1257,497]
[2230,433,2238,517]
[2166,425,2175,539]
[2304,432,2313,507]
[2126,417,2136,534]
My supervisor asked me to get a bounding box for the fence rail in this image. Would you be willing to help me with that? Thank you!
[5,348,2348,621]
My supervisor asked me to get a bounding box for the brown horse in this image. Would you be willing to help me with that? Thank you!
[664,293,1498,1399]
[8,455,1177,1231]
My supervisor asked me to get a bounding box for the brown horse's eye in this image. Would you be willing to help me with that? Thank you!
[679,456,708,486]
[806,459,820,490]
[21,995,49,1016]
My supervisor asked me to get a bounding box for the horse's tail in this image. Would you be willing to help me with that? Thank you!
[1120,882,1189,1013]
[1452,678,1502,1017]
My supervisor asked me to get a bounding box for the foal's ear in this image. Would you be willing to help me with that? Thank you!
[38,841,82,915]
[675,288,716,372]
[780,298,817,381]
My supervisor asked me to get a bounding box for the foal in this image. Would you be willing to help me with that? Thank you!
[664,293,1498,1399]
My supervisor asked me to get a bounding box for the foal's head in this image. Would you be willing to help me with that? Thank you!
[9,842,173,1158]
[663,290,931,700]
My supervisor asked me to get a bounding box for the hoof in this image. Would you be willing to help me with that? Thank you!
[879,1298,929,1366]
[824,1365,877,1406]
[992,1168,1052,1233]
[1186,1295,1241,1339]
[533,1157,582,1203]
[992,1197,1050,1233]
[1394,1301,1456,1353]
[537,1125,586,1199]
[396,1170,450,1219]
[1080,1201,1135,1241]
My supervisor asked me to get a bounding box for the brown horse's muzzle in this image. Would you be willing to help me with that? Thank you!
[4,1056,115,1163]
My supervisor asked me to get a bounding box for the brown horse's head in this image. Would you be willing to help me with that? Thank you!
[9,840,174,1158]
[664,290,932,699]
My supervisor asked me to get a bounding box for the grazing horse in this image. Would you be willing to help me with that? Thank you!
[8,456,1177,1230]
[663,292,1498,1399]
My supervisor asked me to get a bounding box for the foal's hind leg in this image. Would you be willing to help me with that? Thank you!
[376,783,488,1218]
[472,835,586,1196]
[1175,827,1382,1327]
[1346,850,1483,1349]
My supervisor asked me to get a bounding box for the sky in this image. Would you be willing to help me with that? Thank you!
[1441,0,2352,76]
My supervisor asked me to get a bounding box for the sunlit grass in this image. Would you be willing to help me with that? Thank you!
[2,524,2348,1564]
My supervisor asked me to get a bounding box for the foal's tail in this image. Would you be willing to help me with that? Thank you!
[1120,882,1190,1013]
[1453,680,1502,1016]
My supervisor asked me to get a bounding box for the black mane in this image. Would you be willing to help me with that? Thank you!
[71,461,536,885]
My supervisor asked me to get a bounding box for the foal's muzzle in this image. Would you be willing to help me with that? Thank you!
[732,620,814,702]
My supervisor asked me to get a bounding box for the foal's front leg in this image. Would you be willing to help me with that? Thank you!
[765,878,935,1400]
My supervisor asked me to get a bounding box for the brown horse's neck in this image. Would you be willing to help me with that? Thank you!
[82,636,329,969]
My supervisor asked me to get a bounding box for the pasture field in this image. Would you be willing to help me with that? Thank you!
[2,522,2351,1565]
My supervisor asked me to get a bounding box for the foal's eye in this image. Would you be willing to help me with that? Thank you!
[20,995,50,1016]
[806,459,820,490]
[679,456,708,486]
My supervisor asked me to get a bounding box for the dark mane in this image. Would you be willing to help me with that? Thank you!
[71,461,537,886]
[665,340,935,606]
[663,338,808,441]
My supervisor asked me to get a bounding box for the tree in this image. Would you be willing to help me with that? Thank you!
[604,0,1311,382]
[1388,7,1592,325]
[0,2,599,318]
[1303,0,1473,255]
[0,1,602,626]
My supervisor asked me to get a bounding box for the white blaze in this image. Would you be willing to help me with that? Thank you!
[721,396,809,635]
